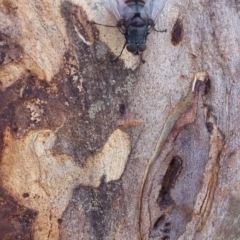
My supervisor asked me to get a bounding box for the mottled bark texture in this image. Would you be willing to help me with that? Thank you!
[0,0,239,240]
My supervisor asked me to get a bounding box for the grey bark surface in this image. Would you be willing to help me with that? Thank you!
[0,0,239,240]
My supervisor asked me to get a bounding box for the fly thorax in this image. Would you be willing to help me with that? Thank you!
[131,16,145,27]
[126,25,147,55]
[127,25,147,44]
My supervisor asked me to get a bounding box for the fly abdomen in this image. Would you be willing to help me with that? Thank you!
[127,25,147,44]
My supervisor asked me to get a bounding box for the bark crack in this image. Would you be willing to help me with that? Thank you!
[179,109,225,239]
[138,70,210,239]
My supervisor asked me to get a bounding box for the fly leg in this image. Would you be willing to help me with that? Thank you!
[154,28,167,33]
[147,19,167,34]
[88,21,117,28]
[89,21,125,34]
[140,53,146,64]
[111,41,126,62]
[88,21,126,61]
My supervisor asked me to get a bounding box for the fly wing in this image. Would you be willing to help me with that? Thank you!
[141,0,167,21]
[102,0,134,23]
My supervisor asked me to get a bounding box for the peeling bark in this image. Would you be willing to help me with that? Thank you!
[0,0,240,240]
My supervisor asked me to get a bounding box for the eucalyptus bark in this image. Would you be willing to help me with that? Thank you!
[0,0,239,240]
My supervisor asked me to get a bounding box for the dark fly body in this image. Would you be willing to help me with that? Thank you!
[94,0,167,62]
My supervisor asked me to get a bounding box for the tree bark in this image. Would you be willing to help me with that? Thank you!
[0,0,239,240]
